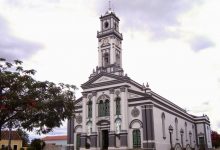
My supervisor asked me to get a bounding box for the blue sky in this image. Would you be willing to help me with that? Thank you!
[0,0,220,138]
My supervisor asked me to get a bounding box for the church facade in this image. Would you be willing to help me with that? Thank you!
[67,9,212,150]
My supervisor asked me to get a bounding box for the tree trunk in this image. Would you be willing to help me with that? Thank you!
[8,121,12,150]
[0,126,2,141]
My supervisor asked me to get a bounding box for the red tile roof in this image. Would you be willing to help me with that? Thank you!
[42,135,67,141]
[1,131,22,140]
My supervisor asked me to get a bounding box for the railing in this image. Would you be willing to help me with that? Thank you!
[97,29,123,38]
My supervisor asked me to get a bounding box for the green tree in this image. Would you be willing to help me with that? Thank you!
[30,139,45,150]
[211,131,220,148]
[16,128,29,146]
[0,58,76,140]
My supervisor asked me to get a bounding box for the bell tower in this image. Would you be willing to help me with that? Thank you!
[96,7,123,76]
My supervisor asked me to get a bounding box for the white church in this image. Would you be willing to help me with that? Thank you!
[67,7,212,150]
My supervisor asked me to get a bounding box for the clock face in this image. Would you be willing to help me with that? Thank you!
[103,38,109,44]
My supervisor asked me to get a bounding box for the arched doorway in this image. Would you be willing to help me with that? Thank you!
[133,129,141,148]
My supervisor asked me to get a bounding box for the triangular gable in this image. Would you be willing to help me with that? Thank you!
[81,72,144,90]
[81,72,129,89]
[129,92,143,99]
[93,76,116,84]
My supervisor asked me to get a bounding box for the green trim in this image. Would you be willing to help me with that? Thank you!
[133,129,141,148]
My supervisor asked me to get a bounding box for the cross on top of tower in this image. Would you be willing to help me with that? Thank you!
[108,0,111,11]
[105,0,114,15]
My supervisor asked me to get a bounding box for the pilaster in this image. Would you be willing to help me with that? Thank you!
[109,88,115,131]
[92,91,97,132]
[120,86,128,130]
[82,93,87,133]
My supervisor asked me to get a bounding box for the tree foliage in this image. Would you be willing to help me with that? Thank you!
[30,138,45,150]
[0,58,76,139]
[211,131,220,148]
[17,128,29,146]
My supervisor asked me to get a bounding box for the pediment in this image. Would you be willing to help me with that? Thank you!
[81,72,130,89]
[93,76,116,84]
[129,92,143,99]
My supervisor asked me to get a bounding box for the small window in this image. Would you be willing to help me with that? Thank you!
[116,97,121,115]
[98,100,104,116]
[105,100,110,116]
[103,53,110,67]
[87,101,92,118]
[185,122,188,141]
[175,118,178,140]
[161,113,166,139]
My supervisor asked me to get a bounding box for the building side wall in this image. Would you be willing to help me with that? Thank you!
[153,107,196,150]
[127,105,143,149]
[0,140,22,149]
[45,140,67,146]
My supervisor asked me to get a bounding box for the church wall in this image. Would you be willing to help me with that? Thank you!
[127,105,143,149]
[153,106,196,150]
[205,124,212,148]
[196,123,212,149]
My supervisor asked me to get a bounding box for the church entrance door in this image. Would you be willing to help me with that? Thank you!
[102,130,109,150]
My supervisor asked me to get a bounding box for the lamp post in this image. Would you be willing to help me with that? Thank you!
[169,125,173,149]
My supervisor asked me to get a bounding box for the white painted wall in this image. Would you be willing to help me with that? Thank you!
[127,106,143,149]
[153,107,196,149]
[45,140,67,146]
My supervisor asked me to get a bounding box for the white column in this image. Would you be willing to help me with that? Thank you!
[120,86,128,130]
[82,94,87,133]
[92,91,97,132]
[109,88,115,131]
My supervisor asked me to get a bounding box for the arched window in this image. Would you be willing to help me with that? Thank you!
[99,100,104,117]
[116,51,120,66]
[87,101,92,118]
[115,97,121,115]
[105,100,110,116]
[103,53,110,67]
[192,125,195,143]
[98,94,110,117]
[133,129,141,148]
[185,122,188,141]
[161,113,166,139]
[175,118,178,140]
